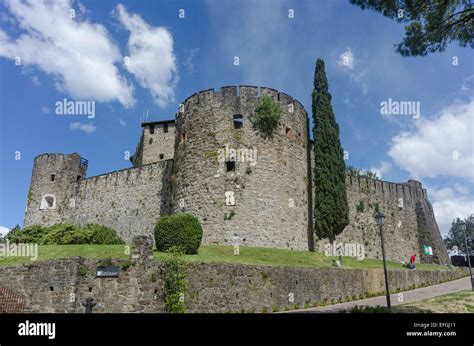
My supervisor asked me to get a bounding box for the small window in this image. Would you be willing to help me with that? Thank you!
[159,154,164,160]
[233,114,243,129]
[226,161,235,172]
[149,125,155,134]
[181,132,186,143]
[50,174,56,181]
[286,127,293,139]
[163,123,169,133]
[76,175,81,181]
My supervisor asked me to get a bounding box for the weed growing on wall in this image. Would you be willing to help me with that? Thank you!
[162,247,187,313]
[252,95,282,138]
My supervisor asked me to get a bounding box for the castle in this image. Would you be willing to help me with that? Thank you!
[24,86,449,264]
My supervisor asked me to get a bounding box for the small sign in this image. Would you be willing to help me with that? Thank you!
[423,245,433,256]
[96,266,120,278]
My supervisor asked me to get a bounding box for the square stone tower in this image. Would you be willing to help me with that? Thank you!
[131,120,176,167]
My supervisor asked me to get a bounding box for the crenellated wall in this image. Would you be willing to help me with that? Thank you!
[23,86,448,264]
[314,176,449,265]
[25,159,173,243]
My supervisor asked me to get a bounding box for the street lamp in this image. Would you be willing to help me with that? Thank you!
[460,222,474,291]
[375,211,391,310]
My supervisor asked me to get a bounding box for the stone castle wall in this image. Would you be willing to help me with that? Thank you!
[25,158,173,243]
[0,258,467,313]
[315,176,449,265]
[171,86,311,250]
[23,85,448,263]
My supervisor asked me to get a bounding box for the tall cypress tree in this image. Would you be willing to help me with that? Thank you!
[312,59,349,241]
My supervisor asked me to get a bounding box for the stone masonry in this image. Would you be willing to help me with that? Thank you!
[23,85,449,263]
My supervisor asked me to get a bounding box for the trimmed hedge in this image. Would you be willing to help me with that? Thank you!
[6,224,124,245]
[154,213,203,254]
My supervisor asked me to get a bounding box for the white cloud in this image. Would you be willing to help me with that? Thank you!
[119,119,126,127]
[336,47,368,94]
[0,0,135,107]
[70,122,96,134]
[427,184,474,236]
[0,226,10,238]
[115,4,178,108]
[338,47,354,71]
[368,161,392,179]
[388,98,474,182]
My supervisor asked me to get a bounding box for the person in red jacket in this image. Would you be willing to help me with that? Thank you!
[410,254,416,269]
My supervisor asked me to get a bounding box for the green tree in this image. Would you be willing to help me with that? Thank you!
[346,165,362,176]
[364,170,380,180]
[350,0,474,56]
[312,59,350,241]
[444,214,473,250]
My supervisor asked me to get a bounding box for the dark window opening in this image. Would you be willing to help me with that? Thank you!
[163,123,169,133]
[49,286,54,292]
[226,161,235,172]
[181,132,186,143]
[159,154,164,160]
[233,114,243,129]
[50,174,56,181]
[76,175,81,181]
[149,125,155,134]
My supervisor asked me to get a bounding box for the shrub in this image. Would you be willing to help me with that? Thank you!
[7,225,47,243]
[252,95,282,138]
[154,213,203,254]
[42,224,124,245]
[8,223,124,245]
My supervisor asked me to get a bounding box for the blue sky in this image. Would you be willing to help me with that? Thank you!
[0,0,473,236]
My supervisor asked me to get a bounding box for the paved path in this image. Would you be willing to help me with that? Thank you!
[284,276,472,313]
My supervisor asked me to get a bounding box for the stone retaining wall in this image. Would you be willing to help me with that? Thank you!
[0,258,467,313]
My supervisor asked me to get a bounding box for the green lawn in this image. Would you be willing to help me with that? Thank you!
[0,244,451,271]
[348,290,474,313]
[394,290,474,313]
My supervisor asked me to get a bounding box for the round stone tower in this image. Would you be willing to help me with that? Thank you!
[24,153,87,227]
[171,86,311,250]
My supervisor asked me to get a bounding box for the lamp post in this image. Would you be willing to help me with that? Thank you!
[460,222,474,291]
[375,211,391,310]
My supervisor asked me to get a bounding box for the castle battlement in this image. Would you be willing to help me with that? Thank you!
[346,175,428,200]
[23,85,448,265]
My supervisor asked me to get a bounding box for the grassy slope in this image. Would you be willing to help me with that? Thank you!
[394,290,474,313]
[0,244,450,271]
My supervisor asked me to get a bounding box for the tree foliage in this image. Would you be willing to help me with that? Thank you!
[312,59,350,240]
[345,165,380,180]
[444,214,474,250]
[350,0,474,56]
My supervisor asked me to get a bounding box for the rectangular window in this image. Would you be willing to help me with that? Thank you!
[149,125,155,134]
[163,123,169,133]
[233,114,243,129]
[181,132,186,143]
[226,161,235,172]
[159,154,164,160]
[50,174,56,181]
